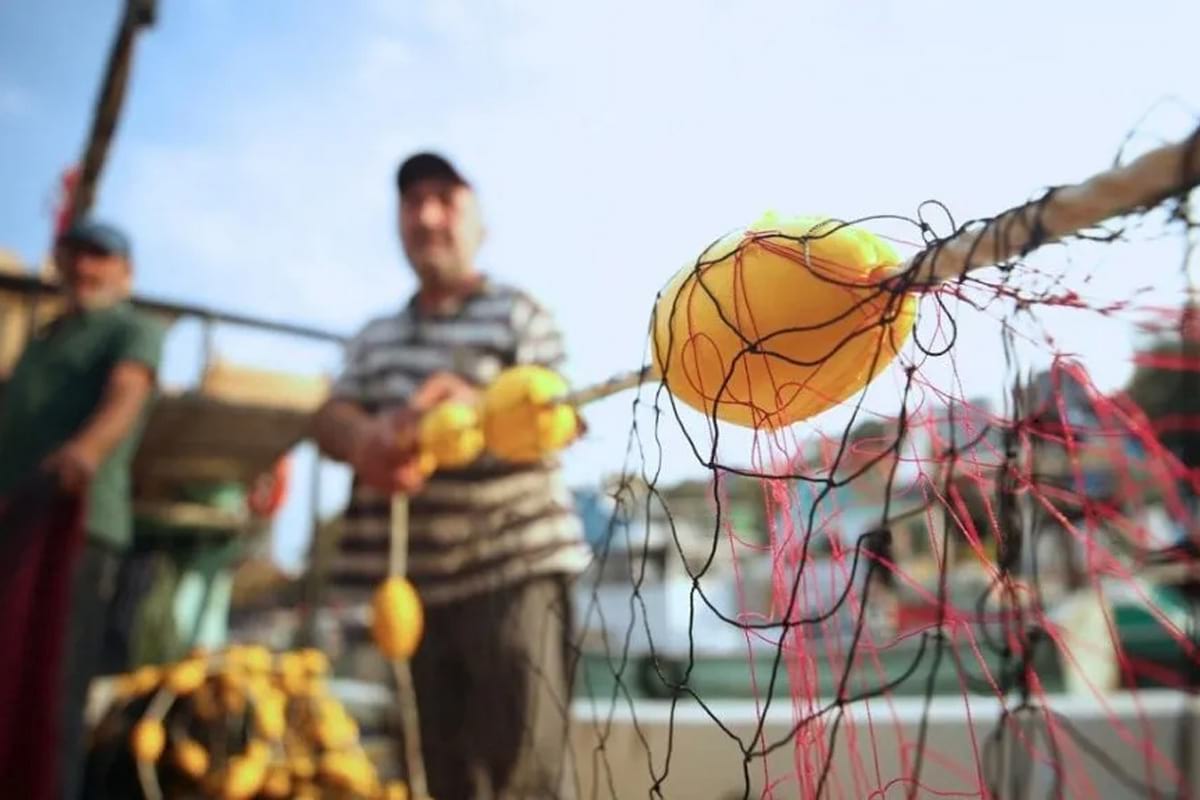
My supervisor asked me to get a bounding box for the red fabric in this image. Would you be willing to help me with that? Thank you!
[0,485,86,800]
[53,165,81,238]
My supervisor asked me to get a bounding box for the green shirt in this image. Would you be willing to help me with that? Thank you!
[0,301,165,550]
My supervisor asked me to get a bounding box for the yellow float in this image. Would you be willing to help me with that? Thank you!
[173,738,210,779]
[131,719,166,764]
[651,213,917,429]
[415,400,485,473]
[370,576,425,662]
[481,365,581,463]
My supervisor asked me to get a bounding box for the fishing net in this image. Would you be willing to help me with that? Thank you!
[567,117,1200,799]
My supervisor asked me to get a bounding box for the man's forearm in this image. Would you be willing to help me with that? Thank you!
[72,361,155,463]
[313,399,374,464]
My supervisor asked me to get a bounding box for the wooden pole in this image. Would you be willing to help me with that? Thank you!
[66,0,157,225]
[895,125,1200,285]
[388,494,428,798]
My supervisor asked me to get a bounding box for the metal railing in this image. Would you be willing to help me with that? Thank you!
[0,270,347,353]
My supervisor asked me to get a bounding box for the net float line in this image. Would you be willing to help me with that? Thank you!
[561,364,657,408]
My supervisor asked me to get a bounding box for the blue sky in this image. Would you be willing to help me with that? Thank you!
[2,0,1198,571]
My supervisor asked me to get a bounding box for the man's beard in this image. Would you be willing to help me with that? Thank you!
[416,256,470,290]
[69,285,128,311]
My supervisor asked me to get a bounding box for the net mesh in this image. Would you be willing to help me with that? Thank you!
[568,117,1200,799]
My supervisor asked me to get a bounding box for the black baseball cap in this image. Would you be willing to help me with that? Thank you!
[395,152,471,194]
[58,218,132,258]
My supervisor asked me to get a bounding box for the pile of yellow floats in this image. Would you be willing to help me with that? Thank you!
[93,646,412,800]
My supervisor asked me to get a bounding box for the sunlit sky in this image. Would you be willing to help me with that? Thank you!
[2,0,1198,571]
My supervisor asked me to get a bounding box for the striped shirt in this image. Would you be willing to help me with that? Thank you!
[328,279,591,607]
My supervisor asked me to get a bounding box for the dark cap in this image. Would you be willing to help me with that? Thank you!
[396,152,470,194]
[58,218,132,258]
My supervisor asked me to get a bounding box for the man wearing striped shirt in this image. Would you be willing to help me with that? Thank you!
[314,152,590,799]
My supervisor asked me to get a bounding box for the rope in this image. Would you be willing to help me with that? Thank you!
[561,364,656,407]
[388,494,429,798]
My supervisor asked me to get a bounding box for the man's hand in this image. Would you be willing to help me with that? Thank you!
[42,439,102,495]
[350,408,430,495]
[410,371,480,412]
[326,372,480,495]
[38,360,154,496]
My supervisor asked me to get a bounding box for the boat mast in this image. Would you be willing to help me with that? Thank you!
[64,0,157,227]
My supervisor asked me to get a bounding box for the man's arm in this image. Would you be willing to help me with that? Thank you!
[316,320,487,492]
[43,314,164,493]
[315,327,387,469]
[43,361,155,493]
[312,398,375,465]
[313,398,431,493]
[74,361,155,458]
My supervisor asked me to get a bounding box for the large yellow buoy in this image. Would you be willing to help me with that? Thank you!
[651,213,917,429]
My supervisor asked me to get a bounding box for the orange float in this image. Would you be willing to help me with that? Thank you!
[651,212,917,429]
[247,457,290,518]
[370,576,424,661]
